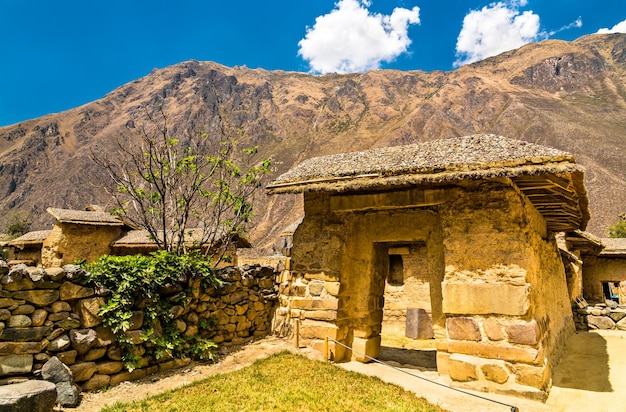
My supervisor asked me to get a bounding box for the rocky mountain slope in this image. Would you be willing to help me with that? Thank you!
[1,33,626,251]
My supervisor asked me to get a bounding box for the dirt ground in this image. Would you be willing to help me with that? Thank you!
[66,329,626,412]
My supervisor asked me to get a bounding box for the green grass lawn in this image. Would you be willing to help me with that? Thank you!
[101,351,447,412]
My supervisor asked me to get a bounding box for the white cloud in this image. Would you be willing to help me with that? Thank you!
[298,0,420,74]
[597,19,626,34]
[454,1,542,67]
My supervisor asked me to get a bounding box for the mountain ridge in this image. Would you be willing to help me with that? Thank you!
[2,33,626,250]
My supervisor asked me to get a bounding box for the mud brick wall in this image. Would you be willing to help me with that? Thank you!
[0,261,277,392]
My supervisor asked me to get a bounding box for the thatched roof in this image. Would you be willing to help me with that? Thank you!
[599,238,626,257]
[47,207,125,226]
[267,134,589,231]
[112,229,251,249]
[8,230,52,246]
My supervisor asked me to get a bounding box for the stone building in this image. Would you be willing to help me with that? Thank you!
[267,134,590,400]
[5,230,51,265]
[111,228,251,267]
[583,238,626,303]
[41,207,129,267]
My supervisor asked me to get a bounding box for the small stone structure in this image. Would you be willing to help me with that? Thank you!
[0,262,276,397]
[582,238,626,303]
[42,207,129,267]
[267,135,590,400]
[5,230,52,266]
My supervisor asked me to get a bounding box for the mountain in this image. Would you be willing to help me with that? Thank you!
[1,33,626,251]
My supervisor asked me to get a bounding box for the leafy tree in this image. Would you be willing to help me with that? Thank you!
[609,214,626,238]
[91,106,271,262]
[2,209,33,238]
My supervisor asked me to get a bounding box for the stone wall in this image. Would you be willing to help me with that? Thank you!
[438,181,573,401]
[0,261,277,393]
[574,301,626,330]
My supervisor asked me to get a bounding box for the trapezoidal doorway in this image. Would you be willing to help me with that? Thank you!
[376,241,438,369]
[338,208,444,367]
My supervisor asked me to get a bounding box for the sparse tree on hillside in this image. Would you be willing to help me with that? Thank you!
[91,106,271,262]
[2,209,33,239]
[609,214,626,238]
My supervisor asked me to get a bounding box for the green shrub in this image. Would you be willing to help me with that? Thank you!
[609,217,626,238]
[85,251,221,370]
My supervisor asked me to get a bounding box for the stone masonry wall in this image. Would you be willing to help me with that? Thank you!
[0,261,277,392]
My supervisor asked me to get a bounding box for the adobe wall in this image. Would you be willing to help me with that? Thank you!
[439,180,573,400]
[583,257,626,303]
[0,262,276,393]
[41,223,123,267]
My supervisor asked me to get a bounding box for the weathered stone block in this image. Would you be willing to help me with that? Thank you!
[75,297,105,327]
[506,320,540,346]
[406,308,434,340]
[45,267,66,281]
[11,290,60,307]
[31,309,48,326]
[442,283,529,315]
[481,362,510,384]
[84,347,107,361]
[55,350,77,365]
[0,326,51,342]
[96,360,123,375]
[51,301,72,313]
[609,311,626,323]
[0,342,42,355]
[514,364,549,389]
[300,320,339,340]
[0,308,10,321]
[436,351,450,376]
[69,329,98,354]
[308,280,324,296]
[0,354,33,376]
[483,318,504,341]
[69,362,96,382]
[12,304,35,315]
[290,298,338,310]
[0,297,25,308]
[55,318,81,330]
[352,335,381,363]
[324,282,341,296]
[0,380,57,412]
[82,373,111,391]
[49,334,71,352]
[48,312,70,322]
[447,341,540,364]
[446,317,481,341]
[8,314,32,328]
[448,354,478,382]
[2,278,35,292]
[302,310,337,321]
[587,315,615,330]
[616,316,626,331]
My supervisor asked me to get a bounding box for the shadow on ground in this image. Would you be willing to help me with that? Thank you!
[552,331,612,392]
[378,346,437,371]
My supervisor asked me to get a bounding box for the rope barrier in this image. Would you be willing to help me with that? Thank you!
[325,336,519,412]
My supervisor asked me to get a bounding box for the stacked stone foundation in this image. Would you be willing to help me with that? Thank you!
[0,261,277,392]
[574,301,626,331]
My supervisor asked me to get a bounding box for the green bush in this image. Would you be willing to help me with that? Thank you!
[85,251,221,370]
[609,217,626,238]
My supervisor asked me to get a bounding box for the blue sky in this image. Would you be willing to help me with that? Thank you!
[1,0,625,127]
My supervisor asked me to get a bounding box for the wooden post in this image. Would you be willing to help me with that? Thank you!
[295,318,300,348]
[324,336,329,361]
